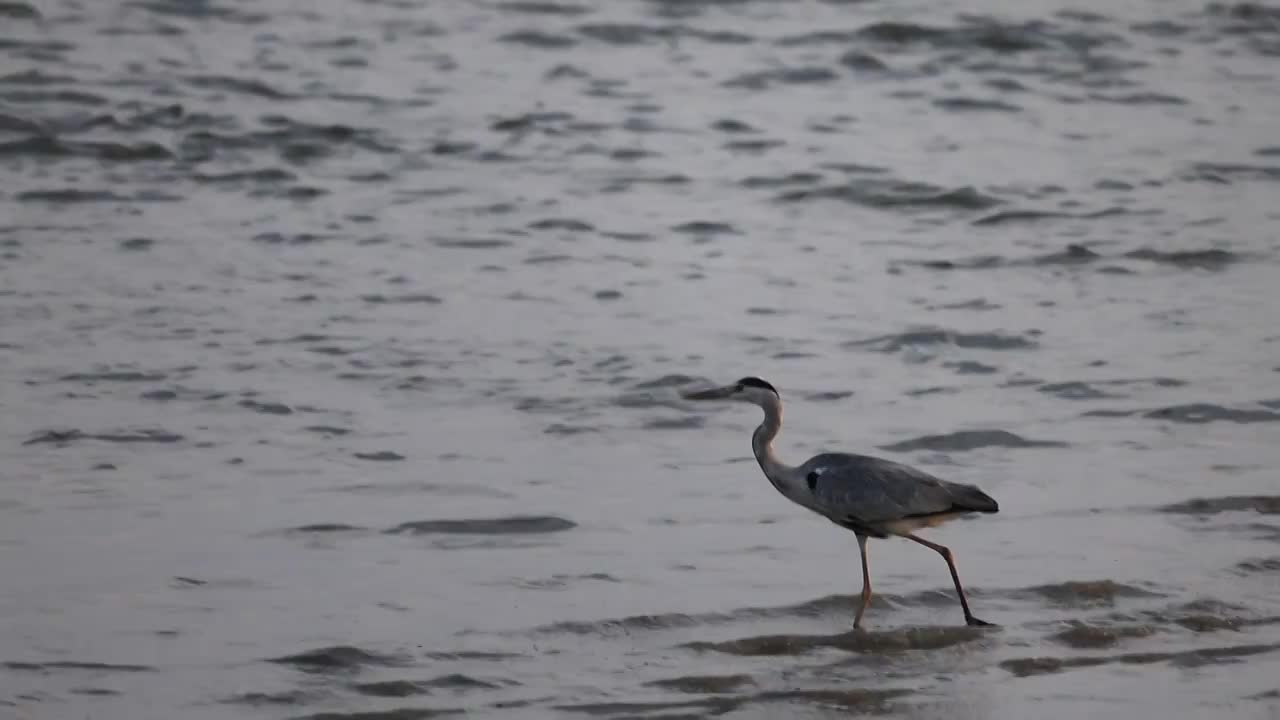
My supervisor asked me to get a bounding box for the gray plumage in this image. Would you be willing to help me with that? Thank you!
[799,453,998,537]
[683,376,999,629]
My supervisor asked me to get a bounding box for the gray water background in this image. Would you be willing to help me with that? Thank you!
[2,0,1280,718]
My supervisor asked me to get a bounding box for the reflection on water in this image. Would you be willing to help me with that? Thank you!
[3,0,1280,717]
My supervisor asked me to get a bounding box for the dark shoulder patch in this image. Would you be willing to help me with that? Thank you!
[806,470,819,491]
[737,376,777,394]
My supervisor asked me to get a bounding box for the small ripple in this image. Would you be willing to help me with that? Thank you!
[528,218,595,232]
[1088,91,1187,105]
[902,243,1240,273]
[1037,381,1122,400]
[282,523,369,534]
[738,172,822,189]
[433,238,512,249]
[1188,162,1280,183]
[723,66,839,90]
[544,423,598,436]
[359,293,444,305]
[1159,495,1280,515]
[354,451,405,461]
[1012,579,1164,607]
[601,173,691,192]
[645,674,755,694]
[69,687,120,696]
[222,689,322,707]
[723,138,784,154]
[24,428,183,446]
[0,112,40,134]
[0,136,174,161]
[0,89,107,106]
[516,395,591,415]
[498,30,578,48]
[422,650,522,661]
[685,626,984,657]
[0,2,38,18]
[129,0,267,23]
[901,255,1003,271]
[671,220,739,236]
[1233,557,1280,574]
[845,327,1039,352]
[576,23,753,46]
[775,29,866,46]
[1036,377,1185,401]
[641,415,705,430]
[325,481,511,499]
[424,673,512,689]
[853,18,1111,55]
[1086,403,1280,424]
[384,516,576,535]
[193,168,296,184]
[268,646,412,674]
[840,50,890,72]
[944,360,999,375]
[490,110,575,134]
[972,207,1129,226]
[349,674,510,698]
[179,118,395,165]
[60,370,167,383]
[879,429,1067,452]
[18,188,178,203]
[350,680,431,698]
[120,237,155,250]
[3,660,154,672]
[527,590,980,638]
[554,688,909,715]
[1123,247,1241,269]
[252,232,333,245]
[778,179,1000,212]
[804,390,854,402]
[498,1,591,15]
[633,374,703,390]
[170,575,258,590]
[710,118,756,133]
[186,74,295,100]
[290,707,464,720]
[239,399,293,415]
[932,97,1022,112]
[1049,620,1159,649]
[1001,641,1280,677]
[525,253,574,265]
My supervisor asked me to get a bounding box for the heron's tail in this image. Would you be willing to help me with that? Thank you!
[952,484,999,514]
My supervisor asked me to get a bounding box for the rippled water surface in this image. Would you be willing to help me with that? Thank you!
[3,0,1280,717]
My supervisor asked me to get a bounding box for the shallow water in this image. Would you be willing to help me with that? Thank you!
[2,0,1280,717]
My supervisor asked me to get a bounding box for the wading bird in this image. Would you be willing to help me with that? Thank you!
[682,377,999,628]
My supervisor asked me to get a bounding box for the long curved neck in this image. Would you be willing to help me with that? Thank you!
[752,393,796,493]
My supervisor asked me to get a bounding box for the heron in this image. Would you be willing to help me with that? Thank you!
[682,376,999,629]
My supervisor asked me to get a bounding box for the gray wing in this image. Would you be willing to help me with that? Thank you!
[799,453,997,530]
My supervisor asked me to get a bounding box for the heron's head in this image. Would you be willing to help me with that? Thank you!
[682,376,779,405]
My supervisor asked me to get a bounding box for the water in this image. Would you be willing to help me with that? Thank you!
[2,0,1279,717]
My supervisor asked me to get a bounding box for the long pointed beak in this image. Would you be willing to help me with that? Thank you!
[681,384,736,401]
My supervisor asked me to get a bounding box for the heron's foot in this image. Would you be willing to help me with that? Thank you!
[965,615,995,627]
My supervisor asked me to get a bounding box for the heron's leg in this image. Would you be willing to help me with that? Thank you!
[904,534,992,627]
[853,534,872,629]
